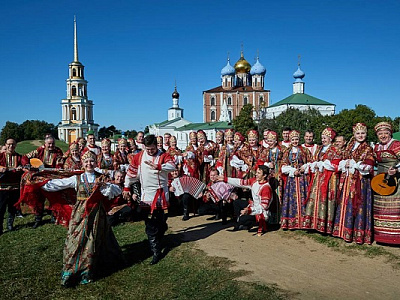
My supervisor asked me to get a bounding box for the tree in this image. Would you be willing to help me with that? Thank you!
[124,130,138,139]
[232,104,256,136]
[0,122,22,144]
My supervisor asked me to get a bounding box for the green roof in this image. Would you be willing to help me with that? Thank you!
[154,118,182,127]
[176,121,232,131]
[268,93,334,108]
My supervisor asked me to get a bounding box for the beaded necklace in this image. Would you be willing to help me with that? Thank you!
[289,147,300,167]
[82,173,96,196]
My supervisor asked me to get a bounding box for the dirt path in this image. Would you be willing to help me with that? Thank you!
[168,215,400,300]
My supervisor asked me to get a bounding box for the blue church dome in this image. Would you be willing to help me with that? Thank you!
[250,58,266,76]
[221,59,235,76]
[293,65,305,82]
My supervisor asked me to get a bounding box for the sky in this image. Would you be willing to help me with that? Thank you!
[1,0,399,132]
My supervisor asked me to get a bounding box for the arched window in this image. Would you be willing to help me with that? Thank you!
[72,69,77,77]
[228,110,232,120]
[243,96,248,105]
[211,97,215,106]
[72,86,77,96]
[227,96,232,105]
[71,107,77,120]
[211,110,216,121]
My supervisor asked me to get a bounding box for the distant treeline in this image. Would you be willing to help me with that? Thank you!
[234,104,400,144]
[0,120,58,144]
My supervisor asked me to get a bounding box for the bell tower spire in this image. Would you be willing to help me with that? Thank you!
[58,17,99,143]
[74,15,79,62]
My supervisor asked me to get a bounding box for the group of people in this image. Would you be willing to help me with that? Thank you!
[1,121,400,286]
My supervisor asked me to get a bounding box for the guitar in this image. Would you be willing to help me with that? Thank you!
[371,170,398,196]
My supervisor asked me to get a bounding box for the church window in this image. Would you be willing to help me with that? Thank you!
[244,96,248,105]
[227,96,232,105]
[211,97,215,106]
[71,107,77,120]
[228,110,232,120]
[72,68,77,77]
[211,110,216,121]
[72,86,77,96]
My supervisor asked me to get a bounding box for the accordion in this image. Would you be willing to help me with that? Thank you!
[171,176,206,198]
[208,182,235,203]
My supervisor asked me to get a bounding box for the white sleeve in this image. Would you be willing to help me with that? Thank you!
[124,174,138,188]
[42,176,77,191]
[227,178,251,189]
[161,160,177,173]
[282,165,297,177]
[217,166,224,175]
[100,183,122,200]
[338,159,348,172]
[348,159,357,174]
[323,159,335,171]
[355,161,372,175]
[185,151,195,159]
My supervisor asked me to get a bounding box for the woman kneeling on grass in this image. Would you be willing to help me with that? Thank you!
[42,151,124,286]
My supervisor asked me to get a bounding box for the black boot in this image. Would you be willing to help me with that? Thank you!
[149,237,162,265]
[32,215,42,229]
[182,208,189,221]
[7,215,15,231]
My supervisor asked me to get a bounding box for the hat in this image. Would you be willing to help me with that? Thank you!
[69,141,79,151]
[321,127,336,140]
[197,130,207,139]
[82,150,97,161]
[101,138,111,146]
[118,138,127,145]
[289,130,300,139]
[374,122,392,133]
[225,129,234,138]
[234,132,245,142]
[247,129,258,139]
[353,123,367,133]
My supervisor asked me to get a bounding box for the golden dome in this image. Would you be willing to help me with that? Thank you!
[234,51,251,73]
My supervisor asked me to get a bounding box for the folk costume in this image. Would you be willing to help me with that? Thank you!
[281,130,312,230]
[227,176,273,235]
[124,147,176,264]
[216,129,236,177]
[241,130,269,178]
[0,150,23,233]
[113,138,130,171]
[263,131,285,225]
[183,132,200,178]
[96,138,114,177]
[230,132,248,179]
[373,122,400,244]
[196,130,217,184]
[303,128,342,233]
[333,123,374,244]
[42,153,123,286]
[82,143,101,156]
[63,142,82,171]
[22,144,64,227]
[302,143,318,157]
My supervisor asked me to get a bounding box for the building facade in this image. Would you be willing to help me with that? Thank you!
[265,63,335,118]
[149,86,232,149]
[203,51,270,123]
[58,17,99,143]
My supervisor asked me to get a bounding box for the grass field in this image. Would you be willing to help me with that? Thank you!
[16,140,69,155]
[0,214,284,300]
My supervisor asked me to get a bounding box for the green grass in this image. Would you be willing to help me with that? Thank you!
[16,140,69,155]
[0,214,285,300]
